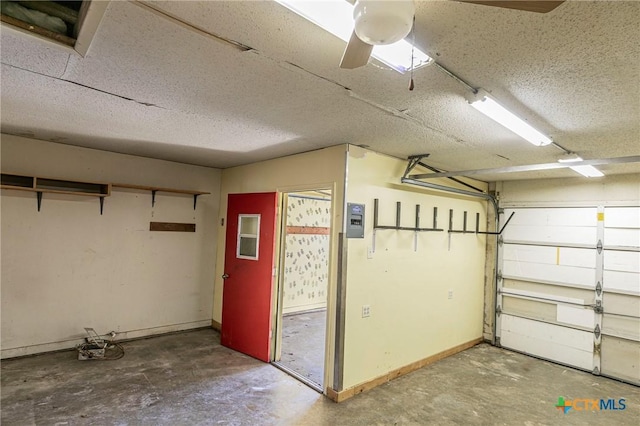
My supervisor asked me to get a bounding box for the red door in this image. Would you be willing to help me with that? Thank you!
[221,192,278,362]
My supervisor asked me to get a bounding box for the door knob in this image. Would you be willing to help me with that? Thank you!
[222,273,230,279]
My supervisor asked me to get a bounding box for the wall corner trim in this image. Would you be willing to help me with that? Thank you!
[326,387,340,401]
[326,337,483,403]
[211,320,221,331]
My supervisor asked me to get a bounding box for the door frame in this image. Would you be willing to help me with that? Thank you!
[271,186,335,393]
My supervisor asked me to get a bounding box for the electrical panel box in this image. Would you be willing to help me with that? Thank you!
[346,203,365,238]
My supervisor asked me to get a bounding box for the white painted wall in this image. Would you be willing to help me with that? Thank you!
[1,135,220,358]
[342,147,488,389]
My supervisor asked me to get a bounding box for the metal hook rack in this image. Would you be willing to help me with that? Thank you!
[373,199,443,232]
[372,199,443,252]
[447,209,515,236]
[372,198,515,252]
[448,209,473,234]
[447,209,515,250]
[475,211,515,236]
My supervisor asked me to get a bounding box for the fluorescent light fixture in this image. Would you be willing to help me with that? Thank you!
[274,0,432,73]
[467,89,552,147]
[557,154,604,177]
[567,165,605,178]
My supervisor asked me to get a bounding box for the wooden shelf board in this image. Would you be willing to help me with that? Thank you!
[1,185,108,197]
[1,185,37,192]
[112,183,209,196]
[150,222,196,232]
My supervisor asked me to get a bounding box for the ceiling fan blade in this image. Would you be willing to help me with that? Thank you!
[459,1,564,13]
[340,31,373,69]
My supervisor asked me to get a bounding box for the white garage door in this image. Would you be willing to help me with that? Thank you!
[496,206,640,385]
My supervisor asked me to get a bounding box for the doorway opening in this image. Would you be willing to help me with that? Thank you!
[273,189,332,392]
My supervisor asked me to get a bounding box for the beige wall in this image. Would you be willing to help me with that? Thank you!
[1,135,220,358]
[342,146,489,389]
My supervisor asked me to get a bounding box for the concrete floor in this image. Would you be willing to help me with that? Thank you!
[278,309,326,388]
[2,329,639,425]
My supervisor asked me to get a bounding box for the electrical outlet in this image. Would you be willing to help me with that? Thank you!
[362,305,371,318]
[448,290,454,300]
[367,246,374,259]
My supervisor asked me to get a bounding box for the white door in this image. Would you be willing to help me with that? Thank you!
[496,206,639,385]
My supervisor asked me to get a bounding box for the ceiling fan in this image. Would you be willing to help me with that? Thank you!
[340,0,565,69]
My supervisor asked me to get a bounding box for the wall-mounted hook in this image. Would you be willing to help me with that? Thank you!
[448,209,474,234]
[475,211,515,235]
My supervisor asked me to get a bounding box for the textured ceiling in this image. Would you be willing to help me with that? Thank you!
[1,0,639,181]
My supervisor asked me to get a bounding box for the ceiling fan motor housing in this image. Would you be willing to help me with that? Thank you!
[353,0,415,45]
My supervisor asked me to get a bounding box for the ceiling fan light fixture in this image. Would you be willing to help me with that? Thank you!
[353,0,415,45]
[275,0,430,73]
[467,89,552,147]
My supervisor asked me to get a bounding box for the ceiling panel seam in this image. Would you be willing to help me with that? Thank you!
[2,62,165,109]
[250,50,472,149]
[347,90,471,147]
[0,53,71,80]
[132,1,252,53]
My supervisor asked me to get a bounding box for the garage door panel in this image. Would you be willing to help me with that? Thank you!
[503,279,595,304]
[602,314,640,342]
[503,225,596,246]
[506,208,597,227]
[556,247,597,268]
[603,270,640,295]
[600,335,640,385]
[499,205,638,384]
[556,305,595,329]
[500,315,593,370]
[502,298,595,330]
[604,250,640,273]
[504,245,596,268]
[502,297,556,323]
[602,292,640,317]
[503,260,594,288]
[604,228,640,249]
[604,207,640,229]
